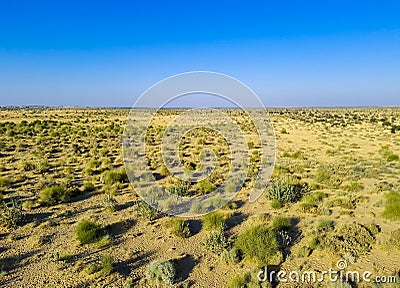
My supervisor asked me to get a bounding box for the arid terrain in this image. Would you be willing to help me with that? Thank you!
[0,107,399,288]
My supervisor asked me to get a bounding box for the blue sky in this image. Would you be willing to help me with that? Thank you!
[0,1,399,107]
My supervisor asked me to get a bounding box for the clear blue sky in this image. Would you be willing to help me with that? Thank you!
[0,0,399,107]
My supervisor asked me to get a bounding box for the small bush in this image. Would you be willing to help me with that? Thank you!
[167,181,190,196]
[220,248,240,264]
[103,168,128,185]
[234,225,279,265]
[0,199,24,228]
[103,194,118,212]
[169,218,192,238]
[83,182,95,192]
[203,212,225,231]
[100,254,114,276]
[75,219,104,244]
[39,185,69,206]
[271,199,283,209]
[0,177,10,188]
[382,191,400,221]
[146,260,176,285]
[387,153,399,162]
[132,200,163,221]
[271,216,291,231]
[197,179,216,194]
[203,230,229,253]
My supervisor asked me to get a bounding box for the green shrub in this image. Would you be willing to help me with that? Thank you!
[75,219,104,244]
[169,218,192,238]
[203,230,229,253]
[382,191,400,221]
[39,185,69,205]
[387,153,399,162]
[203,212,225,231]
[83,182,95,192]
[100,254,114,276]
[265,178,307,204]
[271,216,291,231]
[103,168,128,185]
[0,177,10,188]
[0,199,24,228]
[197,179,216,194]
[271,199,283,209]
[146,260,176,285]
[234,225,279,265]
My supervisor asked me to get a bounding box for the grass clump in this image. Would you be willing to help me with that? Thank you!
[382,191,400,221]
[168,218,192,238]
[271,216,291,231]
[83,182,95,192]
[85,255,114,276]
[203,212,226,231]
[146,260,176,285]
[75,219,105,244]
[39,185,69,206]
[0,177,11,188]
[234,225,279,265]
[103,168,128,185]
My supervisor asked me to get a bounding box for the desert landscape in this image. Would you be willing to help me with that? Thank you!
[0,107,399,287]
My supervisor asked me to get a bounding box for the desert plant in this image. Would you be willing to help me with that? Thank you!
[0,199,24,228]
[39,185,69,206]
[75,219,104,244]
[132,200,163,221]
[265,178,307,205]
[103,168,128,185]
[103,194,118,212]
[83,182,95,192]
[100,254,114,275]
[146,260,176,285]
[169,218,192,238]
[203,230,229,253]
[234,225,279,265]
[220,247,241,264]
[271,216,291,231]
[0,177,11,188]
[203,212,226,231]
